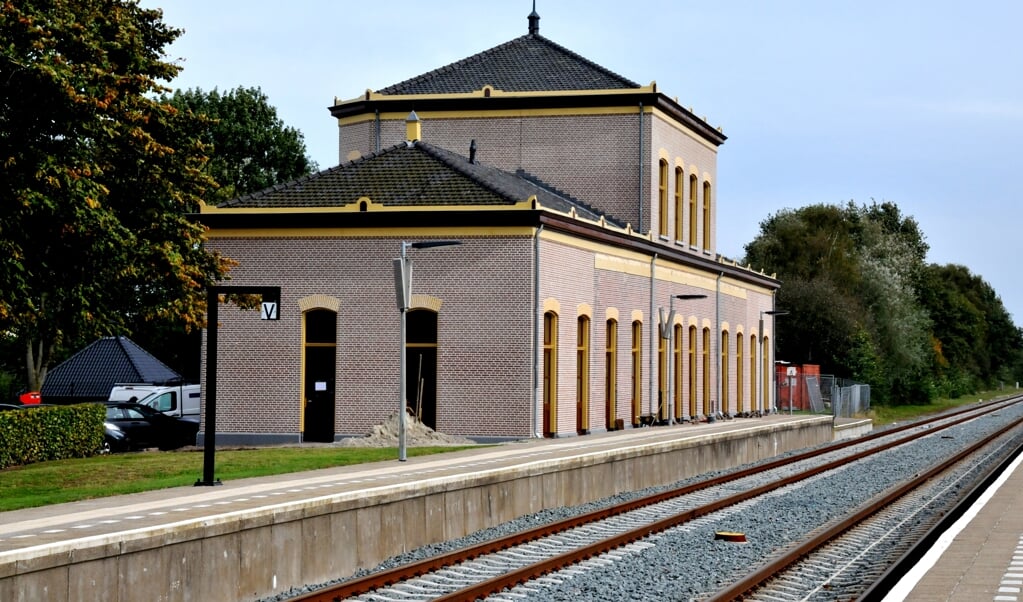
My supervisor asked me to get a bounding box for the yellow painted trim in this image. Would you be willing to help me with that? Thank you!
[577,303,593,318]
[207,226,537,239]
[337,104,654,126]
[200,197,536,214]
[333,84,658,108]
[605,307,619,322]
[543,298,561,314]
[298,294,341,313]
[410,294,442,312]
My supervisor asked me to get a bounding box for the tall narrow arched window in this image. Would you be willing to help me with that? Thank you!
[576,316,590,435]
[736,333,744,414]
[631,320,642,426]
[750,334,757,414]
[720,329,729,414]
[543,311,558,437]
[657,330,667,421]
[702,327,711,416]
[658,159,669,237]
[673,323,684,420]
[703,180,712,249]
[688,173,698,244]
[689,325,698,419]
[762,336,770,412]
[674,166,684,241]
[605,319,618,430]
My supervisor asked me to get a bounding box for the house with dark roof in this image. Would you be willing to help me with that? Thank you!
[40,336,183,405]
[195,9,781,445]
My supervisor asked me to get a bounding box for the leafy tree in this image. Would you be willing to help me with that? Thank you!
[0,0,233,390]
[165,86,317,204]
[745,199,1023,404]
[745,201,933,403]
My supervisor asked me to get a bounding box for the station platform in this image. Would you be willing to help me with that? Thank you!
[891,451,1023,601]
[0,413,839,602]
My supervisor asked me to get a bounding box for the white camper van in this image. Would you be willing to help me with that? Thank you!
[108,384,201,420]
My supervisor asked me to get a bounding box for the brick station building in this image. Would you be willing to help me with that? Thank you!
[195,10,780,445]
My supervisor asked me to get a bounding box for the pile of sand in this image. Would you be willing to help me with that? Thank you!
[338,412,476,447]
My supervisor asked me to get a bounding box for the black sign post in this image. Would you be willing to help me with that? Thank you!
[196,285,281,486]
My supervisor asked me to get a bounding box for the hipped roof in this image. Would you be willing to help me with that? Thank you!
[40,336,182,401]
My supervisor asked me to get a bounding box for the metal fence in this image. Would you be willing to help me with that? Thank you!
[774,372,870,417]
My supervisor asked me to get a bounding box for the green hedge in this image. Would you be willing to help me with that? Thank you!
[0,404,106,469]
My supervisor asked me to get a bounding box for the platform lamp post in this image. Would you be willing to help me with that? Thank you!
[659,294,707,425]
[758,310,789,415]
[394,240,460,462]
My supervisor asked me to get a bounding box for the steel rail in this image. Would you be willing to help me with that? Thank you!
[287,397,1022,602]
[855,430,1023,601]
[705,414,1023,601]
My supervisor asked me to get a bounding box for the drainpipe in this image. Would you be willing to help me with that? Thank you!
[649,253,658,420]
[715,271,723,419]
[638,103,644,233]
[532,224,544,438]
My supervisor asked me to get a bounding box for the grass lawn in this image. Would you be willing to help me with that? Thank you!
[4,387,1019,513]
[867,387,1019,427]
[0,445,479,512]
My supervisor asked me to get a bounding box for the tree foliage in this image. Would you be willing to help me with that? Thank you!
[165,86,317,204]
[0,0,233,389]
[744,200,1023,404]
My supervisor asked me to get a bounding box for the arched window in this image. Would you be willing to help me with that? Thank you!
[736,333,744,414]
[605,319,618,430]
[632,320,643,426]
[543,311,558,437]
[673,323,684,420]
[657,329,667,421]
[688,173,698,244]
[702,327,711,416]
[750,334,757,414]
[658,159,669,237]
[674,166,684,242]
[720,329,729,414]
[703,180,712,249]
[762,336,770,412]
[576,315,590,435]
[688,325,698,419]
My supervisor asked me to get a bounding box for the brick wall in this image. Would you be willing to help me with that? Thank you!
[205,235,535,440]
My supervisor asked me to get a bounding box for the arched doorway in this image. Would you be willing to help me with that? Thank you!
[406,309,438,430]
[303,309,337,442]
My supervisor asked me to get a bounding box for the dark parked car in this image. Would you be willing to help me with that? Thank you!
[103,402,199,450]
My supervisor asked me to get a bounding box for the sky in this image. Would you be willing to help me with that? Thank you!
[146,1,1023,326]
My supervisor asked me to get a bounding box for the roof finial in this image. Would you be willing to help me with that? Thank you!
[528,1,540,35]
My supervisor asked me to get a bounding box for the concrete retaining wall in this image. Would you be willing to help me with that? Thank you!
[0,416,833,602]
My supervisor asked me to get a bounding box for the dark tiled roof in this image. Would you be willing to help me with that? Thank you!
[377,34,640,95]
[218,141,615,224]
[40,336,182,402]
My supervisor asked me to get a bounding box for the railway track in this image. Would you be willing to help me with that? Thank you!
[285,397,1023,602]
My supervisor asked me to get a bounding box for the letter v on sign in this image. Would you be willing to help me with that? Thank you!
[261,301,279,320]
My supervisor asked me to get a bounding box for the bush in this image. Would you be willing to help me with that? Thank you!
[0,404,105,469]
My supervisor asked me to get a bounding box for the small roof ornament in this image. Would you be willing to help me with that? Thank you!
[528,1,540,35]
